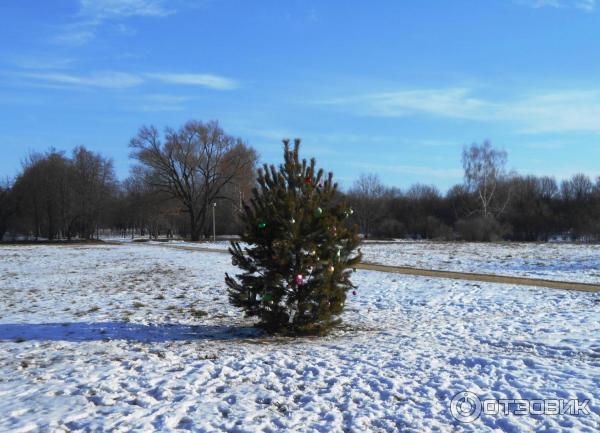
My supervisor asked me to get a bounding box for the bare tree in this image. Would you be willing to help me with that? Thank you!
[348,173,385,238]
[129,120,257,241]
[538,176,559,201]
[560,173,595,238]
[0,178,14,240]
[11,150,70,240]
[68,146,117,239]
[9,147,115,240]
[561,173,593,202]
[462,141,508,218]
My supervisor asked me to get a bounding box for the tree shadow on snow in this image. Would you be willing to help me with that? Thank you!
[0,322,262,343]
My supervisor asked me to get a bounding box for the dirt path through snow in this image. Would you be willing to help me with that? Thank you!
[114,241,600,293]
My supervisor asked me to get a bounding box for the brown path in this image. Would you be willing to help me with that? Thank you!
[127,242,600,293]
[356,262,600,292]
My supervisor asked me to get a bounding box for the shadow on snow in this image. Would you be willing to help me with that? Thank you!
[0,322,262,343]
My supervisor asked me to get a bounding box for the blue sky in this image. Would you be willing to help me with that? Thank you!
[1,0,600,191]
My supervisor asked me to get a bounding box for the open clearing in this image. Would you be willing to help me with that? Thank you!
[121,241,600,292]
[157,239,600,285]
[361,241,600,285]
[1,243,599,432]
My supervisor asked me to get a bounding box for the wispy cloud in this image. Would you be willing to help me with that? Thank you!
[316,87,600,133]
[346,161,463,179]
[239,127,391,145]
[146,73,239,90]
[78,0,174,20]
[578,0,597,11]
[20,71,143,89]
[54,0,175,46]
[16,70,239,91]
[52,29,97,47]
[510,90,600,132]
[523,140,567,149]
[8,56,75,70]
[517,0,596,12]
[318,88,493,120]
[131,94,191,112]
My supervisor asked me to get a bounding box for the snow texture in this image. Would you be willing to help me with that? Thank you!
[113,239,600,284]
[360,241,600,284]
[1,243,599,432]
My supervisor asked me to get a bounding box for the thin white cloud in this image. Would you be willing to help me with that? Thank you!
[54,0,174,46]
[510,90,600,132]
[524,167,600,181]
[16,70,239,91]
[317,87,600,134]
[524,0,561,7]
[318,88,494,120]
[523,140,566,149]
[20,71,143,89]
[347,161,463,178]
[146,73,239,90]
[79,0,174,20]
[133,94,191,112]
[52,29,96,47]
[517,0,596,11]
[9,56,75,70]
[240,127,391,144]
[576,0,597,10]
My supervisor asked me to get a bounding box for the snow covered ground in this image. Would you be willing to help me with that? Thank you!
[113,238,600,284]
[1,243,599,432]
[361,241,600,284]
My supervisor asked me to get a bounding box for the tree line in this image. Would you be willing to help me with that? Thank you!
[0,120,256,242]
[1,123,599,242]
[346,141,600,241]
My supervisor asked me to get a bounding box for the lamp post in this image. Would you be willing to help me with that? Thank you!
[212,202,217,242]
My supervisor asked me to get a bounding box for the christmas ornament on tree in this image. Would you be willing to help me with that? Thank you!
[225,138,362,335]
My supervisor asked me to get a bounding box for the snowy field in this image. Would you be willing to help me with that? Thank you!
[361,241,600,284]
[1,243,599,432]
[130,239,600,284]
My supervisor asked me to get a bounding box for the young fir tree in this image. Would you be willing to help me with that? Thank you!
[225,139,361,335]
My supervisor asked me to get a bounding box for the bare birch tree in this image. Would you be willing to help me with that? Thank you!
[462,141,508,218]
[348,173,385,238]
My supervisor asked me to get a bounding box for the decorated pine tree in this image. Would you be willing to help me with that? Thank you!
[225,139,361,335]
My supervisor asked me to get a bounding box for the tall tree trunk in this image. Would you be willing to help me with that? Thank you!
[189,210,201,241]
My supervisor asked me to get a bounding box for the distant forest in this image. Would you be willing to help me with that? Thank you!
[1,120,599,242]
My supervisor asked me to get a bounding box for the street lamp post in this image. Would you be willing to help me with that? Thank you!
[212,202,217,242]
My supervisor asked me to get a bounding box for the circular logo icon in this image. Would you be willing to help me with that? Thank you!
[450,391,482,423]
